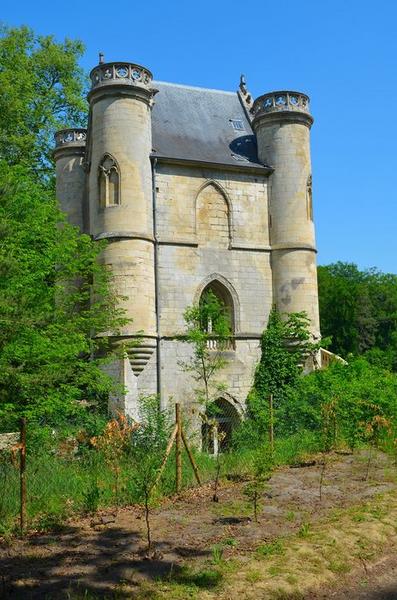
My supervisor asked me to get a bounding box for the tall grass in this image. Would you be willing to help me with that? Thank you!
[0,428,322,535]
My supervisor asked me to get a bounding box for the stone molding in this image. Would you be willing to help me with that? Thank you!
[157,238,198,247]
[152,155,273,176]
[94,231,155,242]
[231,243,271,252]
[271,243,317,252]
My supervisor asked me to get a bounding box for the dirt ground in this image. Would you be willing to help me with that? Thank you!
[1,451,396,599]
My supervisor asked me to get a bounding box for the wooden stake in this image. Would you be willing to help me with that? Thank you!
[151,424,178,491]
[269,394,274,454]
[181,428,202,486]
[175,403,182,493]
[19,418,27,537]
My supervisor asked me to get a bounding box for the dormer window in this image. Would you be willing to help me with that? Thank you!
[230,118,245,132]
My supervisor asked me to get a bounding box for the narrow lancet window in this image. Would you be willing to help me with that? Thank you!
[306,174,313,221]
[98,154,120,207]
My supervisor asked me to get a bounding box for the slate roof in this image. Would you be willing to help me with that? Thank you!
[151,81,268,171]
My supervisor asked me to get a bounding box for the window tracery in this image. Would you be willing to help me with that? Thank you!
[98,154,120,207]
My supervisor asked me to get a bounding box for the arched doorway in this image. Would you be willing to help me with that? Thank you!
[202,398,241,454]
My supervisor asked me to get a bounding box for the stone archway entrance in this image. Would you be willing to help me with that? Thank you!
[202,397,241,454]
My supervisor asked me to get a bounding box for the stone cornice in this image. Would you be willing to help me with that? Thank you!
[151,155,273,176]
[230,243,271,252]
[94,232,154,243]
[272,243,317,253]
[88,84,156,107]
[253,110,314,129]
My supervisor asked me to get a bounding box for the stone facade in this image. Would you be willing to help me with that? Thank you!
[54,61,321,439]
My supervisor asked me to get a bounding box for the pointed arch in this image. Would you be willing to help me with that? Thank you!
[98,153,121,208]
[194,180,233,247]
[194,273,240,333]
[202,396,242,453]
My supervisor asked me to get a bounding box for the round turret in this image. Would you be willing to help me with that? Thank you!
[87,60,157,349]
[53,128,87,231]
[252,90,320,338]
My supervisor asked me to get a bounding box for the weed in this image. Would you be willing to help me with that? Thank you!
[298,522,312,538]
[82,479,101,514]
[35,511,68,533]
[286,510,296,521]
[270,591,304,600]
[352,511,366,523]
[223,537,238,547]
[211,544,224,565]
[174,565,223,589]
[268,564,283,577]
[256,539,285,558]
[246,568,262,583]
[328,560,350,574]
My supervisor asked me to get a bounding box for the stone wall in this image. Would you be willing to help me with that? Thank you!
[150,163,272,417]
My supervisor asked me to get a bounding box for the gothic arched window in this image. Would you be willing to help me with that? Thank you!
[199,280,234,350]
[98,154,120,208]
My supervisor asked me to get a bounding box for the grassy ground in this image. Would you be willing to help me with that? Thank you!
[0,430,321,535]
[127,487,397,599]
[1,449,396,599]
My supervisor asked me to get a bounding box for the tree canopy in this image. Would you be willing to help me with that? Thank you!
[0,26,127,429]
[0,25,87,177]
[318,262,397,369]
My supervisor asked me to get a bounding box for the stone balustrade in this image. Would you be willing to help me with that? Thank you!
[206,337,235,351]
[251,91,311,119]
[90,62,153,89]
[54,128,87,148]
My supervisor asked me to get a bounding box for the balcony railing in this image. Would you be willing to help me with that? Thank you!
[206,337,235,351]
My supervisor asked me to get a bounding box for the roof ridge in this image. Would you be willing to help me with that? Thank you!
[153,80,237,96]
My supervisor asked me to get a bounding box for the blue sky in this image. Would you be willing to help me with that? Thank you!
[3,0,396,273]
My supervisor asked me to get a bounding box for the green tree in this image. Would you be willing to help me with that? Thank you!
[279,356,397,446]
[0,26,127,429]
[246,310,321,438]
[318,262,397,367]
[0,164,128,428]
[180,289,232,406]
[0,25,87,177]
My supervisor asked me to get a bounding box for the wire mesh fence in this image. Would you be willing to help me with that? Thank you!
[0,403,324,536]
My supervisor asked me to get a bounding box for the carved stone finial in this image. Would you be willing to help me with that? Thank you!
[99,52,104,64]
[239,74,247,92]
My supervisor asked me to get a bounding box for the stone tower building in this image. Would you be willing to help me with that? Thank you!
[54,59,320,437]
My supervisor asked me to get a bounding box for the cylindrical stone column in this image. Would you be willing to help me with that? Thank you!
[87,62,157,369]
[53,128,87,232]
[252,91,320,338]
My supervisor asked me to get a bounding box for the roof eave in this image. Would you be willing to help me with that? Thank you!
[150,154,273,176]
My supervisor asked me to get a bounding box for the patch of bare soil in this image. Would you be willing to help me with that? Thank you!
[0,450,396,599]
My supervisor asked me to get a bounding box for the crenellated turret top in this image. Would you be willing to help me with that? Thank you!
[54,128,87,149]
[89,62,153,90]
[251,91,313,127]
